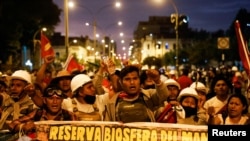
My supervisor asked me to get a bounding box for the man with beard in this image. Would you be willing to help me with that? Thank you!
[0,70,36,130]
[176,87,207,125]
[62,74,109,121]
[104,65,169,123]
[7,84,76,137]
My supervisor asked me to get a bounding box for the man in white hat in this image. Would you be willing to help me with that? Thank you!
[176,87,207,125]
[0,70,36,133]
[62,74,109,121]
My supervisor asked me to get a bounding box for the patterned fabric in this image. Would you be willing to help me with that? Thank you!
[0,94,34,130]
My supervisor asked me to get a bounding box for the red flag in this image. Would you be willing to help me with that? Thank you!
[64,55,84,73]
[156,103,177,123]
[234,20,250,77]
[40,32,54,58]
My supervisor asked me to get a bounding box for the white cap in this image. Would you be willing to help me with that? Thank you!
[232,66,238,71]
[177,87,199,101]
[169,70,175,75]
[11,70,32,84]
[164,79,180,89]
[71,74,92,92]
[190,82,208,94]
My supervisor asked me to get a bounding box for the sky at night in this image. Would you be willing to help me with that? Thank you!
[53,0,250,55]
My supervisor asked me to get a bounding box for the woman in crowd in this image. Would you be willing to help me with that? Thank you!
[208,94,249,125]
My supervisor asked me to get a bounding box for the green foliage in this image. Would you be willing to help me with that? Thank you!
[162,51,175,66]
[142,56,162,69]
[0,0,61,70]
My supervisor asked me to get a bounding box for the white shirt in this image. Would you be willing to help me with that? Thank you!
[62,93,109,117]
[203,95,229,114]
[217,114,249,125]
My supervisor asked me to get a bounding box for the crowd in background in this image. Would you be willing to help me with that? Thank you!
[0,55,249,140]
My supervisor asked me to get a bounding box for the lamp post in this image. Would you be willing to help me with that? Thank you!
[169,0,179,76]
[73,1,121,61]
[64,0,69,58]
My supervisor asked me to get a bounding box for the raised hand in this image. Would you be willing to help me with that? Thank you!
[146,69,161,84]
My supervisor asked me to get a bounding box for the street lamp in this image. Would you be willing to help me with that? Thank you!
[70,1,121,62]
[85,20,122,58]
[64,0,69,58]
[169,0,180,76]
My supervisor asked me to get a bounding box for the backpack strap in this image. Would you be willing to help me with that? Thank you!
[72,98,78,112]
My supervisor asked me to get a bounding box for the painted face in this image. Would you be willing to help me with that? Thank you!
[121,71,140,95]
[9,79,27,100]
[214,80,229,96]
[228,97,245,118]
[44,95,63,114]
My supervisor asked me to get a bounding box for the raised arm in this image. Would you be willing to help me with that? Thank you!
[92,61,106,95]
[146,69,169,104]
[36,55,55,91]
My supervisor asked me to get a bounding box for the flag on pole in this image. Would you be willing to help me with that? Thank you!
[40,32,54,58]
[234,20,250,77]
[63,54,84,73]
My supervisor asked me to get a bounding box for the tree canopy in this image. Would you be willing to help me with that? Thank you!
[0,0,61,70]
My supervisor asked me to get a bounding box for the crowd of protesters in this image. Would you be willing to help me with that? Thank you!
[0,55,249,140]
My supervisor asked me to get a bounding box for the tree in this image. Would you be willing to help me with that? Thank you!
[142,56,162,69]
[162,51,175,66]
[227,8,250,63]
[0,0,61,70]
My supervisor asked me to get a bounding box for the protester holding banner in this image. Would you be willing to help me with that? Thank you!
[62,74,109,121]
[104,65,169,123]
[7,84,76,134]
[176,87,207,125]
[208,94,250,125]
[0,70,37,140]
